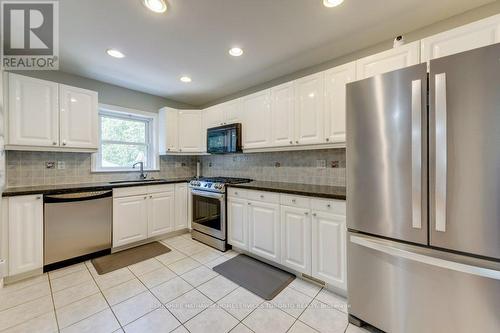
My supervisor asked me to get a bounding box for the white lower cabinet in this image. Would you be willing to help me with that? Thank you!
[311,211,347,291]
[113,195,149,248]
[174,183,189,230]
[148,191,175,237]
[113,184,188,248]
[280,205,311,274]
[8,194,44,276]
[248,200,280,263]
[228,197,248,250]
[228,189,346,291]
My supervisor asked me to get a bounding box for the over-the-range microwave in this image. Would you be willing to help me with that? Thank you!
[206,123,242,154]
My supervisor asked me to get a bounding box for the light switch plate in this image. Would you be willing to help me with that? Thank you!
[57,161,65,169]
[316,160,326,168]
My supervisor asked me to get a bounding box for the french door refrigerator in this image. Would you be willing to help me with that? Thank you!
[346,43,500,333]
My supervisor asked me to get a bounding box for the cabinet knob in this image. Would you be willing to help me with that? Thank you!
[150,195,153,199]
[167,148,170,151]
[327,204,331,208]
[260,195,264,198]
[289,141,293,144]
[313,213,317,217]
[179,149,182,152]
[295,140,299,144]
[234,192,238,195]
[326,138,330,142]
[292,199,296,203]
[36,196,42,200]
[248,202,251,205]
[52,142,57,145]
[62,141,67,146]
[304,212,309,215]
[144,196,147,200]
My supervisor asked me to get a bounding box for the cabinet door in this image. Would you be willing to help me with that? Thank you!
[312,211,346,291]
[271,82,295,147]
[421,14,500,63]
[8,195,43,275]
[204,105,224,128]
[8,74,59,147]
[149,191,175,237]
[356,41,420,80]
[294,73,325,145]
[221,99,243,125]
[324,62,356,144]
[227,197,248,250]
[280,206,311,274]
[175,183,188,230]
[242,90,272,149]
[59,85,98,149]
[248,200,280,262]
[113,195,148,247]
[178,110,204,153]
[163,107,178,153]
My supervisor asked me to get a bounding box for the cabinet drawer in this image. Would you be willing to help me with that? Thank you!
[311,198,346,215]
[113,186,149,198]
[148,184,175,194]
[228,188,248,198]
[280,194,311,209]
[247,190,280,204]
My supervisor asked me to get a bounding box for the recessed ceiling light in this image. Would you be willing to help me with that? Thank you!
[229,47,244,57]
[143,0,167,13]
[106,49,125,58]
[323,0,344,8]
[180,76,192,83]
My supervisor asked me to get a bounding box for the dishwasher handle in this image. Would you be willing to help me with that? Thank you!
[44,190,112,203]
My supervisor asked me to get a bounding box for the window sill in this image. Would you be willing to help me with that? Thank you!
[91,168,160,174]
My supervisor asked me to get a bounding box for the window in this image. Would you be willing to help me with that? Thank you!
[93,104,158,172]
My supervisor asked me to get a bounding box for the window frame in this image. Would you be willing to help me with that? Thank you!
[92,103,159,172]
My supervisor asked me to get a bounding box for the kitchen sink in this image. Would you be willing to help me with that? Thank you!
[109,179,166,184]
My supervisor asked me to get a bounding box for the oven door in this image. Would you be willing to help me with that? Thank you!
[191,189,226,240]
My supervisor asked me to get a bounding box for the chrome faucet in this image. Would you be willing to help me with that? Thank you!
[132,162,147,180]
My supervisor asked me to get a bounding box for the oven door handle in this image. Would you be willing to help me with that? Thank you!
[191,189,224,200]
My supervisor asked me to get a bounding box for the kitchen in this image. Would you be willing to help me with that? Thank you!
[0,1,499,332]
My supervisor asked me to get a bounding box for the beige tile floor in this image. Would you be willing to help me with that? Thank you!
[0,233,372,333]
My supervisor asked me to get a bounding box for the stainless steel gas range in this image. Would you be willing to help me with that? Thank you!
[189,177,251,251]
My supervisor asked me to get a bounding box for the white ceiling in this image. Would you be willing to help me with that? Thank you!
[59,0,493,106]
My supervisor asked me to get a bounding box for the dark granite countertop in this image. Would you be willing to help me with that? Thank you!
[228,181,346,200]
[2,178,192,197]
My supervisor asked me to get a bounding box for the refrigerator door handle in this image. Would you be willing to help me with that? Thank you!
[411,79,422,229]
[434,73,447,232]
[350,235,500,280]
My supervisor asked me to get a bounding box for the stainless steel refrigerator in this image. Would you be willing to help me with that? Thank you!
[346,43,500,333]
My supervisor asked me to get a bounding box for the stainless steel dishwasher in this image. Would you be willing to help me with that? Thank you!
[44,190,112,270]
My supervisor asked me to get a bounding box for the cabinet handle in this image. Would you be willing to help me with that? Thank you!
[36,196,42,200]
[292,199,296,203]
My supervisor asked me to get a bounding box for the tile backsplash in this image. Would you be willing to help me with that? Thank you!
[5,148,346,188]
[6,151,197,187]
[200,148,346,187]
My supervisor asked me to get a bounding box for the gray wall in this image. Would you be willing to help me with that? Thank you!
[201,1,500,108]
[8,70,193,112]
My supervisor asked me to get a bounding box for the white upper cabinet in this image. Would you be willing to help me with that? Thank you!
[7,73,98,151]
[59,85,98,149]
[324,62,356,144]
[8,73,59,147]
[421,14,500,63]
[271,82,295,147]
[178,110,204,153]
[294,72,325,145]
[8,194,43,276]
[356,41,420,80]
[203,105,224,129]
[242,90,272,149]
[160,108,205,154]
[220,99,243,125]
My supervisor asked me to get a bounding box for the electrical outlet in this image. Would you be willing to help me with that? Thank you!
[331,160,340,168]
[316,160,326,168]
[57,161,65,169]
[45,161,55,169]
[274,162,281,168]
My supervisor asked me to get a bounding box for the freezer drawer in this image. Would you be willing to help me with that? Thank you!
[347,232,500,333]
[429,42,500,260]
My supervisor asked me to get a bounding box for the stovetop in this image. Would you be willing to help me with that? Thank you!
[189,177,252,193]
